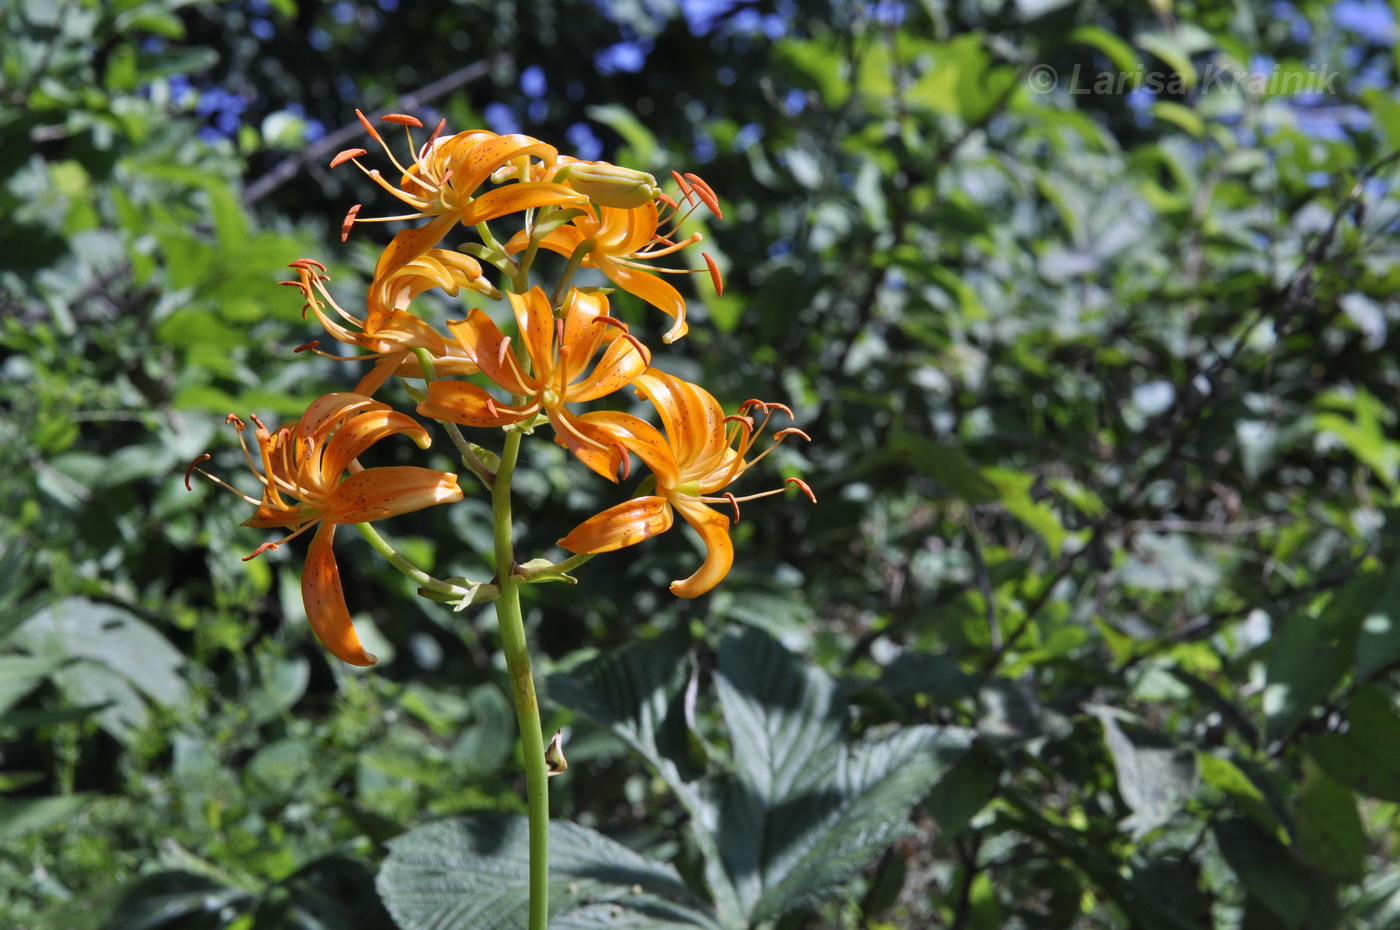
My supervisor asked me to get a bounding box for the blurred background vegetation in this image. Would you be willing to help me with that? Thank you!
[5,0,1400,927]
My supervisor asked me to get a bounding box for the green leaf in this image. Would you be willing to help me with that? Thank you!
[376,815,721,930]
[892,435,999,504]
[1197,753,1285,839]
[549,638,742,924]
[1069,26,1141,76]
[0,654,68,717]
[586,105,659,171]
[1291,762,1365,883]
[104,871,251,930]
[15,597,189,743]
[1263,571,1376,739]
[1094,710,1198,840]
[1305,685,1400,802]
[714,628,972,922]
[258,856,395,930]
[1214,818,1315,929]
[0,793,94,840]
[1134,32,1199,89]
[982,467,1068,556]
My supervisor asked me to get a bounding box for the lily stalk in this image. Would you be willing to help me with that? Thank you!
[491,427,551,930]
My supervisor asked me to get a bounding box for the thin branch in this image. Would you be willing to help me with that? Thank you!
[242,54,512,205]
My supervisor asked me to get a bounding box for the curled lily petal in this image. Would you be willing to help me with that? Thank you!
[418,380,536,427]
[320,409,432,478]
[558,496,673,553]
[459,182,587,225]
[669,500,735,598]
[446,312,533,396]
[574,410,677,486]
[303,525,377,666]
[327,467,463,523]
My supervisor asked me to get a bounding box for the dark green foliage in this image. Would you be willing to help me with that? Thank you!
[5,0,1400,928]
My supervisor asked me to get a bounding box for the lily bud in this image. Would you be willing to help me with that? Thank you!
[559,162,661,209]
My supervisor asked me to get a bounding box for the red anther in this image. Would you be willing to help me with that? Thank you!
[555,317,565,348]
[703,252,724,296]
[774,427,811,442]
[421,118,447,156]
[289,257,327,272]
[485,396,499,418]
[249,413,270,432]
[614,444,631,482]
[225,413,246,430]
[242,541,281,562]
[684,173,723,219]
[724,414,755,429]
[722,492,742,524]
[656,192,680,210]
[766,401,795,418]
[341,204,362,242]
[330,147,367,169]
[439,168,454,186]
[595,315,629,330]
[355,108,385,146]
[184,454,212,491]
[294,341,321,354]
[670,170,695,203]
[786,477,817,503]
[497,335,512,369]
[380,113,423,127]
[619,332,651,366]
[276,279,307,288]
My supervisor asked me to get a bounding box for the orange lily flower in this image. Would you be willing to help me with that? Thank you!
[187,393,463,665]
[415,287,650,480]
[557,369,814,597]
[503,171,724,344]
[332,112,588,281]
[284,257,486,397]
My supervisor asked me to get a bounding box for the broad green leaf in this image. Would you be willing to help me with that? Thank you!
[1197,753,1284,839]
[1264,572,1376,739]
[376,815,721,930]
[715,628,972,922]
[1214,818,1315,929]
[549,638,742,924]
[16,597,189,742]
[104,871,251,930]
[0,654,68,717]
[751,724,973,922]
[1095,710,1197,840]
[256,856,395,930]
[0,793,94,839]
[1305,685,1400,802]
[586,105,659,171]
[893,435,999,503]
[1291,762,1365,883]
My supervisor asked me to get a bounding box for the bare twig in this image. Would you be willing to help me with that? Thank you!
[242,54,512,205]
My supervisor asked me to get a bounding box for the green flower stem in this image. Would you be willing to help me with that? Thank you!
[492,428,550,930]
[550,236,595,308]
[354,521,473,599]
[411,347,494,489]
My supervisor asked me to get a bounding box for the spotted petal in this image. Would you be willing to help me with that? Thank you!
[302,524,376,666]
[326,466,463,524]
[669,499,735,598]
[558,496,673,554]
[418,380,535,427]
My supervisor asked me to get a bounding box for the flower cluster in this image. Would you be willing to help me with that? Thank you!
[193,112,812,665]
